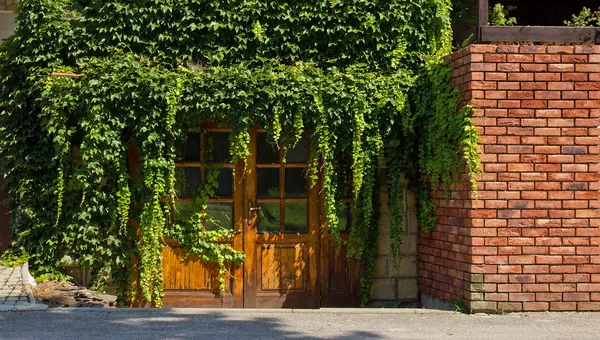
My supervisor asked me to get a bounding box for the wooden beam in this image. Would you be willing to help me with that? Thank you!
[481,26,600,44]
[477,0,489,42]
[50,72,82,78]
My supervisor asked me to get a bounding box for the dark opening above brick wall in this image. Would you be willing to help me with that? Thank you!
[491,0,599,27]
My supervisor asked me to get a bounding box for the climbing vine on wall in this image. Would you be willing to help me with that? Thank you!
[0,0,480,306]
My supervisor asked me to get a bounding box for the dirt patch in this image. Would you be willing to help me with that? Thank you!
[33,281,116,308]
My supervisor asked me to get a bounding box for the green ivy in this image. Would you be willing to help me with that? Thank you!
[0,0,480,306]
[565,7,600,27]
[489,3,517,27]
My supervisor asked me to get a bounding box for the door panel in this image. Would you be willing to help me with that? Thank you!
[244,129,319,308]
[319,236,361,307]
[258,244,307,291]
[161,243,237,308]
[163,125,244,308]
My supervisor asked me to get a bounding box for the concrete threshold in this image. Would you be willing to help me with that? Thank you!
[50,307,453,315]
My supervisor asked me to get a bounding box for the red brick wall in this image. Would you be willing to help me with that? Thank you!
[419,44,600,312]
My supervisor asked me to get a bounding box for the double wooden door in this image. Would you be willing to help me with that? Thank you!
[161,126,359,308]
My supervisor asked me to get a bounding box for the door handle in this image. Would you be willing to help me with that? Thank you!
[248,201,261,224]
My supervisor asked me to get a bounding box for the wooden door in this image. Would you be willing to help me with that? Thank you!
[162,126,244,308]
[160,125,358,308]
[243,129,320,308]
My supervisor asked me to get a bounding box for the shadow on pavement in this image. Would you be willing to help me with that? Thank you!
[0,309,383,340]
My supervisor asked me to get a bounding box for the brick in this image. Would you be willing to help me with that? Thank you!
[578,302,600,311]
[485,274,508,283]
[564,274,590,282]
[486,293,509,301]
[550,265,577,273]
[575,82,600,90]
[547,46,574,54]
[522,100,548,109]
[563,91,588,100]
[574,46,594,54]
[577,283,600,292]
[523,284,549,292]
[562,55,588,63]
[563,73,588,81]
[535,73,560,81]
[535,293,562,302]
[548,100,574,109]
[523,302,549,312]
[497,82,520,90]
[520,46,546,54]
[470,45,498,53]
[498,45,519,53]
[548,137,573,145]
[536,256,563,264]
[497,100,521,108]
[508,72,534,81]
[561,146,587,154]
[485,54,507,63]
[486,72,507,81]
[497,63,520,72]
[498,265,521,273]
[549,64,574,72]
[522,64,547,72]
[498,302,523,312]
[521,82,547,90]
[523,265,549,274]
[509,293,535,301]
[470,63,497,72]
[548,82,574,90]
[576,100,600,109]
[535,54,561,63]
[550,302,577,311]
[508,91,533,100]
[576,64,600,73]
[550,284,576,292]
[535,91,560,100]
[507,275,535,284]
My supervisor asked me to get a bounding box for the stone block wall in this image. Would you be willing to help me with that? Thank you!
[371,169,420,307]
[0,177,9,252]
[0,1,17,11]
[419,44,600,312]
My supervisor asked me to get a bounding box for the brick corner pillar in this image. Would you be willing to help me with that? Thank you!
[419,44,600,312]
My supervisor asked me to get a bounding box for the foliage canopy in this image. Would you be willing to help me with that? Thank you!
[0,0,480,306]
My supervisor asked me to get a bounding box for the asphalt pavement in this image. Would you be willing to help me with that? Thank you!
[0,308,598,340]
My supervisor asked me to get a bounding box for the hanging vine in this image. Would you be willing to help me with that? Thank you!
[0,0,480,306]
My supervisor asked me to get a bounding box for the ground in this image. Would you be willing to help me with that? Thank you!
[0,264,46,311]
[0,309,599,340]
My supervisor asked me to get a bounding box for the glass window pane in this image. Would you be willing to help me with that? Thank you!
[174,201,195,224]
[177,133,201,162]
[258,202,280,233]
[175,167,200,198]
[205,203,233,231]
[257,133,280,164]
[257,168,280,198]
[337,202,351,232]
[285,168,307,198]
[285,139,308,163]
[215,167,233,198]
[210,132,230,163]
[284,202,307,233]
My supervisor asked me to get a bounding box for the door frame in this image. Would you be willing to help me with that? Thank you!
[243,127,320,308]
